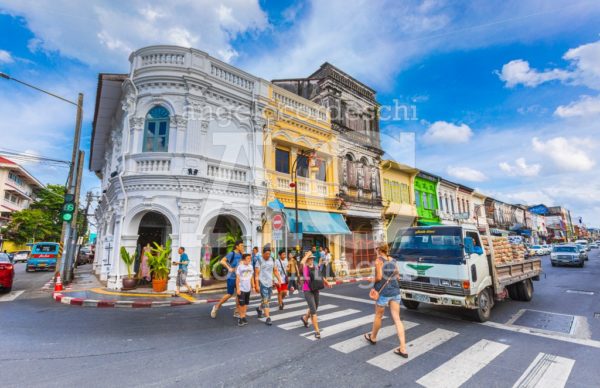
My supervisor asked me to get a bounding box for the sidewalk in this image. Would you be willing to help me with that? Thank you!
[52,266,373,308]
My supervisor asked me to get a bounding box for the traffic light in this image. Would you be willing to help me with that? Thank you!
[61,194,75,222]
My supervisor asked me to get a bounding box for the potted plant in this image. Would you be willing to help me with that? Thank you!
[146,239,172,292]
[120,247,137,290]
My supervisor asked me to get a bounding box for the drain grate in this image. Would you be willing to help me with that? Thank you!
[513,310,575,334]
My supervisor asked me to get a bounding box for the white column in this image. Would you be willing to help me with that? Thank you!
[167,233,180,291]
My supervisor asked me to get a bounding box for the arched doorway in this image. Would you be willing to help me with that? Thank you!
[203,215,244,260]
[135,211,172,283]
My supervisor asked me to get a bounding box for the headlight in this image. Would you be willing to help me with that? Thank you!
[440,279,450,286]
[450,280,462,287]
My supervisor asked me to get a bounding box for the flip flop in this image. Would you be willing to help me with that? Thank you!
[394,349,408,358]
[300,316,309,328]
[314,332,321,339]
[364,333,377,345]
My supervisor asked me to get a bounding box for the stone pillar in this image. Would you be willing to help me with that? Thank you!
[107,218,123,290]
[100,235,113,282]
[371,218,385,244]
[129,117,144,154]
[167,233,180,291]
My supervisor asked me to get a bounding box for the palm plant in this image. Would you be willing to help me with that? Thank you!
[146,239,172,281]
[210,219,242,278]
[120,247,136,279]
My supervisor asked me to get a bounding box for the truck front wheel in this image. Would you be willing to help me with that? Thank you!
[401,298,420,310]
[472,289,492,322]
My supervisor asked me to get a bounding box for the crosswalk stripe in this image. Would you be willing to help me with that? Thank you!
[257,304,338,322]
[330,321,419,354]
[278,309,361,330]
[416,339,509,387]
[512,353,575,388]
[246,301,306,315]
[367,328,458,372]
[301,314,377,341]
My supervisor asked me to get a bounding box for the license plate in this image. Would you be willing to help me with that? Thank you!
[39,263,47,267]
[413,293,430,303]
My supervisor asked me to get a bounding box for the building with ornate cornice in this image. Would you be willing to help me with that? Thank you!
[90,46,268,290]
[273,63,384,268]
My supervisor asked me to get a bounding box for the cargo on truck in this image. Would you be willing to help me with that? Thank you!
[390,225,542,322]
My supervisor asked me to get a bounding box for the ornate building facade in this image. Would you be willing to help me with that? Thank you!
[90,46,268,290]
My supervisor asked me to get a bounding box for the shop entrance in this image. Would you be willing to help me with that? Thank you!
[135,211,172,285]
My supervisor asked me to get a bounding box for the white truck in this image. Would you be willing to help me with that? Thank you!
[391,224,542,322]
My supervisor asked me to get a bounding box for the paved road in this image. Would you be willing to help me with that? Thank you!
[0,261,54,302]
[1,250,599,387]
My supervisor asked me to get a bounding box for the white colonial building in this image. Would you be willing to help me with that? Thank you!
[90,46,268,290]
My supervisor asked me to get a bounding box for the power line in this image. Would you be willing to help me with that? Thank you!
[0,149,71,166]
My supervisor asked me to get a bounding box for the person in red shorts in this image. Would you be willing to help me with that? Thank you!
[276,249,289,310]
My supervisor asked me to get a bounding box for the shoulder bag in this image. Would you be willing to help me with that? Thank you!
[369,259,398,301]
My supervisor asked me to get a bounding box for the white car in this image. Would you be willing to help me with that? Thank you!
[529,245,545,256]
[11,250,30,263]
[590,242,599,249]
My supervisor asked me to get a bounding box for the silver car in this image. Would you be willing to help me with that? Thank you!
[576,244,589,261]
[551,245,584,267]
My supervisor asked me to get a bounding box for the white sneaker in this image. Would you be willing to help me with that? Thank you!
[233,311,240,318]
[210,305,218,319]
[293,290,299,295]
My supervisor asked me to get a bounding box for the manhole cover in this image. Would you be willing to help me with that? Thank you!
[513,310,574,334]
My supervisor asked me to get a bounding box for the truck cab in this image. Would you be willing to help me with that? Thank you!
[391,225,541,322]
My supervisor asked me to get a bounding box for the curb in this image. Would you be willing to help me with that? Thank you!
[51,277,373,308]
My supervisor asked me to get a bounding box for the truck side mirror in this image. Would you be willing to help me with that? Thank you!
[464,237,475,254]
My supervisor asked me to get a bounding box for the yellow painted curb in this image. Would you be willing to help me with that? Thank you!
[90,288,172,298]
[177,293,197,303]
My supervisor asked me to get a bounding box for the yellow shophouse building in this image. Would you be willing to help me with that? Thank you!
[380,160,419,242]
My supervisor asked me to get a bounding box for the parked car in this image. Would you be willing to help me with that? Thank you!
[542,245,552,255]
[576,244,589,261]
[575,239,590,252]
[0,253,15,292]
[11,250,31,263]
[551,245,584,267]
[590,242,599,249]
[26,242,61,272]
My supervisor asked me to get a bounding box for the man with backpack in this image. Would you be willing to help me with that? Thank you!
[211,240,244,319]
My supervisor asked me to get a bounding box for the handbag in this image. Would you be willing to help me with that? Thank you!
[308,266,324,291]
[369,261,398,301]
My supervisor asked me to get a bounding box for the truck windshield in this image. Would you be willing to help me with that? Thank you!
[391,227,464,265]
[553,246,576,253]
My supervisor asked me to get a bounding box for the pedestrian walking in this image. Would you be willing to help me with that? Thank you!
[251,246,260,268]
[172,247,192,296]
[288,252,299,295]
[276,249,289,310]
[300,251,332,339]
[254,245,282,326]
[211,240,244,319]
[364,244,408,358]
[321,247,332,279]
[235,253,255,326]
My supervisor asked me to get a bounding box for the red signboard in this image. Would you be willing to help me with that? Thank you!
[272,214,284,231]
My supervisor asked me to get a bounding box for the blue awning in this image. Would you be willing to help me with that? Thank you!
[283,209,351,235]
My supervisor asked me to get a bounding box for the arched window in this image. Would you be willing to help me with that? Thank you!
[143,106,170,152]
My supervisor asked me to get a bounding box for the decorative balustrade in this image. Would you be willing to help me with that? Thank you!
[207,164,248,182]
[210,64,254,90]
[272,172,336,197]
[135,159,171,173]
[140,52,185,67]
[273,89,328,122]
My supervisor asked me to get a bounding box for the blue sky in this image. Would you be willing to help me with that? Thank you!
[1,0,599,226]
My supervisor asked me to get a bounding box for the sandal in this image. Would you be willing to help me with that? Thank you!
[300,316,309,328]
[394,348,408,358]
[364,333,377,345]
[314,332,321,339]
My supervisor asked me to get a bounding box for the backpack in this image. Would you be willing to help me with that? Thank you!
[308,266,324,291]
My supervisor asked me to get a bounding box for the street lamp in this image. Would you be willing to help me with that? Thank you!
[1,72,84,282]
[289,149,316,249]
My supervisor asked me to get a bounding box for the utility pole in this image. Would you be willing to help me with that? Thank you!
[65,150,85,282]
[59,93,84,283]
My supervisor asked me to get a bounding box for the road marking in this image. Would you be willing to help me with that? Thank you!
[238,297,303,309]
[0,290,25,302]
[279,309,361,330]
[178,293,197,303]
[319,292,379,305]
[512,353,575,388]
[330,321,419,354]
[482,321,600,349]
[256,304,337,322]
[367,328,458,372]
[223,295,303,307]
[301,314,378,341]
[566,290,594,295]
[246,301,308,316]
[416,339,509,387]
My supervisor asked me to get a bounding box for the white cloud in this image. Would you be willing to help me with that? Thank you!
[554,94,600,118]
[498,39,600,90]
[447,166,487,182]
[423,121,473,144]
[0,0,268,67]
[498,59,570,88]
[0,49,14,63]
[532,136,596,172]
[499,157,541,177]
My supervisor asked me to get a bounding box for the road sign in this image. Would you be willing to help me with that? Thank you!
[273,229,283,241]
[272,214,284,231]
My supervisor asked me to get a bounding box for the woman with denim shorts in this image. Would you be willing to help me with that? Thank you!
[364,244,408,358]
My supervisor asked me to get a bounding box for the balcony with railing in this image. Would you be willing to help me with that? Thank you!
[271,171,336,197]
[272,85,329,123]
[206,162,248,182]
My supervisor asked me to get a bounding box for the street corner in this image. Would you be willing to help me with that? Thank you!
[51,287,196,308]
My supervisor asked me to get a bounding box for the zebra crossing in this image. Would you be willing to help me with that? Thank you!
[224,293,578,387]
